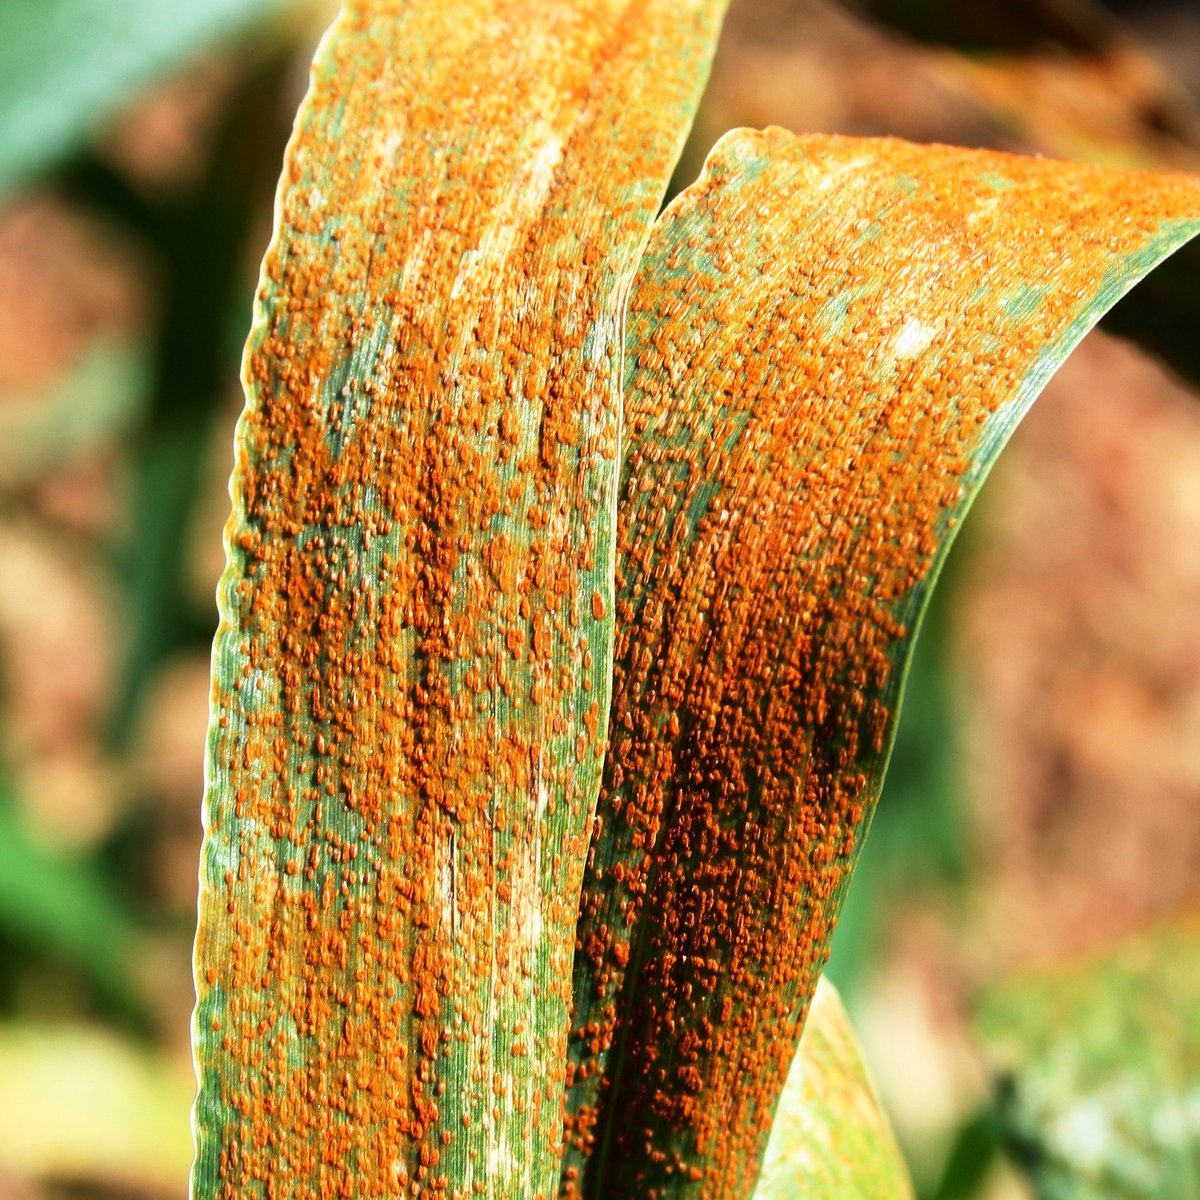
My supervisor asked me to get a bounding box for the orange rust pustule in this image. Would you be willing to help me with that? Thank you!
[560,130,1200,1197]
[190,2,726,1197]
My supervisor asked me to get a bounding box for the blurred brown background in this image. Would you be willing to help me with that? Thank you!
[1,1,1198,1197]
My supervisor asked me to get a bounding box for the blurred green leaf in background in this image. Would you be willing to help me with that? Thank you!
[977,912,1200,1200]
[0,0,301,200]
[0,2,316,1195]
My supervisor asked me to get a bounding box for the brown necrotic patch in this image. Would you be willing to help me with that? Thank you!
[561,130,1200,1198]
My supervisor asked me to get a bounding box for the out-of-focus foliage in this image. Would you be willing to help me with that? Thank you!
[0,796,144,1014]
[756,978,914,1199]
[976,913,1200,1200]
[0,1022,194,1190]
[0,0,299,199]
[0,4,307,1197]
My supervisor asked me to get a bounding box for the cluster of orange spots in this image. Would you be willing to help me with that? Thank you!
[192,0,727,1197]
[560,130,1200,1196]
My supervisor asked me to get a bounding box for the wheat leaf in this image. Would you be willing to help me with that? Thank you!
[190,1,725,1196]
[753,976,913,1200]
[562,128,1200,1197]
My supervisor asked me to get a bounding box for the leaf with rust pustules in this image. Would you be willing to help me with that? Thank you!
[192,0,1200,1195]
[561,129,1200,1197]
[190,1,725,1196]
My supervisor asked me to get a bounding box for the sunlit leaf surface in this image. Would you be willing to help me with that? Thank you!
[753,977,913,1200]
[190,1,725,1196]
[192,1,1200,1196]
[977,913,1200,1200]
[562,130,1200,1196]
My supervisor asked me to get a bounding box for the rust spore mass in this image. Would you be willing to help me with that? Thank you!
[192,1,724,1196]
[188,1,1200,1196]
[561,131,1200,1197]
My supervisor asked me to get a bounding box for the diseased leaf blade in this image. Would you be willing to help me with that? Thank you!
[976,913,1200,1200]
[190,2,725,1197]
[753,977,913,1200]
[563,129,1200,1197]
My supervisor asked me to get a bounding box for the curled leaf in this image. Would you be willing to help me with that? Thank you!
[563,129,1200,1196]
[191,2,1200,1196]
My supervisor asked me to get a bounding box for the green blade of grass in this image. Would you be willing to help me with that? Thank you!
[563,129,1200,1197]
[0,0,297,199]
[0,798,146,1018]
[189,2,726,1196]
[753,976,914,1200]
